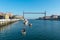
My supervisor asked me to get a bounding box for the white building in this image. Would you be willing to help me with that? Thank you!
[51,15,59,19]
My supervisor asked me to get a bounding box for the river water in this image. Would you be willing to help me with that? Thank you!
[0,20,60,40]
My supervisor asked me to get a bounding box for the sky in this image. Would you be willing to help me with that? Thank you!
[0,0,60,19]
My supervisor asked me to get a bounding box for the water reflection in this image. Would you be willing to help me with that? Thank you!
[0,25,11,32]
[0,22,18,32]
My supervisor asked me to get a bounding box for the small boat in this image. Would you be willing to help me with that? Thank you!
[21,29,26,35]
[21,31,26,35]
[23,19,28,25]
[29,23,32,27]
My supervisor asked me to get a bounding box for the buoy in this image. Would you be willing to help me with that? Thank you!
[29,23,32,27]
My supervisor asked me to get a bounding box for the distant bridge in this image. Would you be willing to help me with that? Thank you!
[23,11,46,19]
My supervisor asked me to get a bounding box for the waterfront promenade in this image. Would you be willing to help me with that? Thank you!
[0,19,20,26]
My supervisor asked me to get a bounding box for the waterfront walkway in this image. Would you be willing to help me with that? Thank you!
[0,19,20,26]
